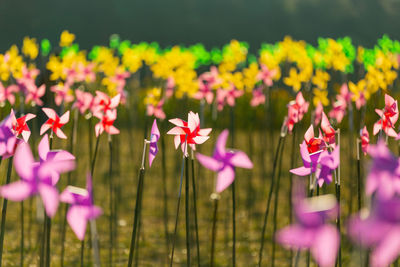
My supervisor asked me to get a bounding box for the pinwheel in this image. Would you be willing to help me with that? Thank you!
[366,141,400,200]
[196,129,253,193]
[304,125,326,153]
[276,185,339,267]
[348,196,400,267]
[10,109,36,142]
[0,82,17,105]
[40,108,70,139]
[361,126,370,155]
[51,82,74,106]
[167,111,211,153]
[93,91,120,113]
[60,174,102,240]
[94,109,119,137]
[0,141,75,217]
[373,94,398,137]
[25,84,45,106]
[286,92,310,132]
[38,134,75,184]
[0,115,19,158]
[148,119,160,167]
[321,112,336,146]
[256,64,278,87]
[250,87,265,107]
[73,89,94,115]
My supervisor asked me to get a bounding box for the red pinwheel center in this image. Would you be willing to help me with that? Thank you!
[306,138,324,153]
[48,116,64,131]
[13,117,28,136]
[384,104,397,119]
[178,121,200,145]
[102,116,115,128]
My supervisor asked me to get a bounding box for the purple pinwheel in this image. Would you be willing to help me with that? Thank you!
[276,184,340,267]
[60,174,102,240]
[148,119,160,167]
[366,141,400,200]
[348,196,400,267]
[0,140,75,217]
[196,129,253,193]
[290,142,339,187]
[0,115,19,159]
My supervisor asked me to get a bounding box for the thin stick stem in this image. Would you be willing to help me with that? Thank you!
[20,201,24,267]
[210,196,219,267]
[108,135,114,267]
[190,151,200,266]
[0,157,11,267]
[258,135,284,267]
[128,140,148,267]
[271,135,285,267]
[169,135,188,267]
[185,156,191,266]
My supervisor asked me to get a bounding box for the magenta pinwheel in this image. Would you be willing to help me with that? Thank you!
[60,174,102,240]
[0,115,19,159]
[361,126,370,155]
[167,111,211,153]
[0,140,75,217]
[148,119,160,167]
[348,196,400,267]
[40,107,70,139]
[365,141,400,200]
[276,185,339,267]
[196,129,253,193]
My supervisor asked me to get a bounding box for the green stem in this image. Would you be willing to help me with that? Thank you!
[161,134,170,261]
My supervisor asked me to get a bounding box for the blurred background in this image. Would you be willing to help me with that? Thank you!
[1,0,400,51]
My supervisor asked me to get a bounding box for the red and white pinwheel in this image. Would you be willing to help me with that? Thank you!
[40,108,70,139]
[373,94,398,138]
[94,109,120,137]
[167,111,212,153]
[10,110,36,142]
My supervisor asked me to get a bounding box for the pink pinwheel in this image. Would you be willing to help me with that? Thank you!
[148,119,160,167]
[0,115,19,159]
[348,196,400,267]
[304,125,326,153]
[10,110,36,142]
[20,66,40,83]
[94,109,119,137]
[216,86,243,111]
[194,79,214,104]
[0,141,75,217]
[0,82,17,105]
[196,129,253,193]
[165,77,175,98]
[256,64,277,87]
[73,89,94,115]
[147,99,166,120]
[167,111,212,153]
[250,87,265,107]
[361,126,369,155]
[60,174,102,240]
[77,63,96,83]
[313,102,323,126]
[38,134,75,184]
[93,91,120,113]
[329,99,346,123]
[286,92,309,132]
[321,112,336,146]
[40,108,70,139]
[25,84,45,106]
[276,185,339,267]
[51,82,75,106]
[329,84,351,123]
[365,141,400,200]
[373,94,398,138]
[199,66,222,89]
